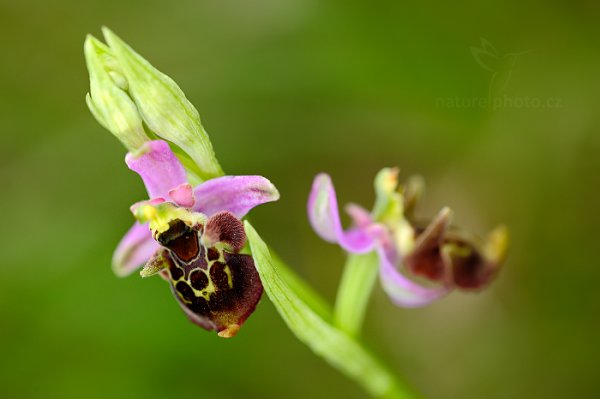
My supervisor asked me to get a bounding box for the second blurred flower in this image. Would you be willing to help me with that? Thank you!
[308,168,508,307]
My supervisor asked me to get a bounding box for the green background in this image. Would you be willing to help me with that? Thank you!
[1,1,599,398]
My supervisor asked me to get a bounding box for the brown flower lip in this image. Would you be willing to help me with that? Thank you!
[143,211,263,337]
[406,218,509,290]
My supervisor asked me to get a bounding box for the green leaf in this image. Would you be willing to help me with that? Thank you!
[245,221,416,399]
[269,250,332,322]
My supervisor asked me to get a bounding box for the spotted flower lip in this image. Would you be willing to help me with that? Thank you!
[308,170,508,308]
[113,140,280,277]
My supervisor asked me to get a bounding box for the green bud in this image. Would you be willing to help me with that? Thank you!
[84,35,149,151]
[372,167,403,223]
[101,27,224,180]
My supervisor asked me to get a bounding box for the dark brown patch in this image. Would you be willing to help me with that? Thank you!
[207,247,220,261]
[169,261,184,281]
[158,219,200,262]
[450,246,486,289]
[406,247,446,281]
[175,281,195,303]
[208,291,227,311]
[221,252,263,316]
[188,296,210,315]
[190,269,209,291]
[210,262,231,291]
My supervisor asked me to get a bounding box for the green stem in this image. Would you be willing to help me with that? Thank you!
[334,252,380,337]
[246,223,419,399]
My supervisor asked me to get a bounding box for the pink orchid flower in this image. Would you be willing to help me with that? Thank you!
[114,140,279,337]
[308,170,508,308]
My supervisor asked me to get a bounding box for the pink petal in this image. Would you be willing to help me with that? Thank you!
[373,226,450,307]
[307,174,376,253]
[345,203,373,228]
[168,183,195,208]
[112,222,160,277]
[125,140,188,199]
[193,175,280,218]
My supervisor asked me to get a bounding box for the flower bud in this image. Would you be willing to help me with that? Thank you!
[84,35,149,151]
[101,28,224,181]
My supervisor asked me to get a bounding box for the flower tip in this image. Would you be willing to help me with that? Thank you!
[269,182,281,201]
[101,28,129,59]
[259,178,281,203]
[101,26,118,44]
[485,225,509,263]
[111,259,130,278]
[313,173,332,188]
[217,324,241,338]
[83,34,94,52]
[139,269,152,278]
[83,34,99,52]
[375,167,400,192]
[438,206,454,223]
[84,34,112,63]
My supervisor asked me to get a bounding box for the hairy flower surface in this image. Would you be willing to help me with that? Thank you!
[308,168,508,307]
[116,140,279,336]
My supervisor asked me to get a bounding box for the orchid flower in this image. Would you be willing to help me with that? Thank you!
[114,140,278,337]
[308,168,509,307]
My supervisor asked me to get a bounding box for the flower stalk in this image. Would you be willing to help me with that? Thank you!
[333,252,379,337]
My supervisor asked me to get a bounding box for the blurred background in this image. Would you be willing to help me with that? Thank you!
[1,0,599,398]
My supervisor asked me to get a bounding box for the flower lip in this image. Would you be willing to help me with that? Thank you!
[405,220,508,290]
[141,208,263,337]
